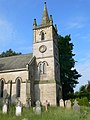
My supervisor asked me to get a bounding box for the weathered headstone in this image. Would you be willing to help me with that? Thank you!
[35,100,41,114]
[73,100,80,112]
[16,101,22,116]
[26,98,31,109]
[59,99,64,107]
[65,100,71,109]
[2,103,8,114]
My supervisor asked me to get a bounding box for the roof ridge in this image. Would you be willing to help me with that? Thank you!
[0,53,33,71]
[0,53,32,59]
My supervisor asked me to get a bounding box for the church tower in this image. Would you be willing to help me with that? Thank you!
[33,2,62,105]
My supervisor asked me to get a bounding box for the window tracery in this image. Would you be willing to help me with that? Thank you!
[38,61,48,75]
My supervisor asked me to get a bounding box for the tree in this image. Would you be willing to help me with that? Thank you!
[79,84,90,93]
[0,49,21,57]
[58,35,81,100]
[79,85,86,93]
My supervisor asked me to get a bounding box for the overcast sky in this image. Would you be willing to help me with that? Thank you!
[0,0,90,91]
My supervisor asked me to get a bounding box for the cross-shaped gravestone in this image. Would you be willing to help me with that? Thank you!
[73,100,80,112]
[35,100,41,114]
[45,100,49,111]
[36,100,40,107]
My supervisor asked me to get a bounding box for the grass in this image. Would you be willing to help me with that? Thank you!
[0,106,90,120]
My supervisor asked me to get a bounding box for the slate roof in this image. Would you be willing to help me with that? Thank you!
[0,53,33,71]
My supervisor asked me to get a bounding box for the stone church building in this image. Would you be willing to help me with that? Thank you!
[0,3,62,106]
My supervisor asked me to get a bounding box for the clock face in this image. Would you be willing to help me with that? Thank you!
[39,45,47,53]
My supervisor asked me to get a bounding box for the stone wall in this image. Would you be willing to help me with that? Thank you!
[33,26,53,43]
[0,70,28,82]
[35,82,56,105]
[0,70,29,104]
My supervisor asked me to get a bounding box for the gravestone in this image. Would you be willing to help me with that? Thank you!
[16,101,22,116]
[2,103,8,114]
[59,99,64,107]
[73,100,80,112]
[5,98,9,105]
[35,100,41,114]
[26,98,31,109]
[28,98,31,107]
[2,98,9,114]
[65,100,71,109]
[45,100,49,111]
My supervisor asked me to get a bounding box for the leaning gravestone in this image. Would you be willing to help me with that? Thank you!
[35,100,41,114]
[2,103,8,114]
[73,100,80,112]
[16,101,22,116]
[65,100,71,109]
[59,99,64,107]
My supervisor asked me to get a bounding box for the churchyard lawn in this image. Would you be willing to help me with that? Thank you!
[0,106,90,120]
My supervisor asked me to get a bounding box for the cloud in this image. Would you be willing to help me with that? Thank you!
[75,54,90,91]
[80,34,90,42]
[67,22,84,29]
[0,18,16,47]
[65,16,88,30]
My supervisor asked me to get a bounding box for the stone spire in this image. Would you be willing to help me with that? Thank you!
[33,18,37,28]
[50,15,53,25]
[42,2,49,25]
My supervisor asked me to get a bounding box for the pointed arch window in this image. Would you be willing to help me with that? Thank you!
[41,31,44,40]
[10,80,12,98]
[39,63,43,74]
[0,80,4,98]
[16,79,21,97]
[38,61,48,75]
[43,62,47,74]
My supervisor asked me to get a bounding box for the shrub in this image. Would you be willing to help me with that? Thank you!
[76,97,89,106]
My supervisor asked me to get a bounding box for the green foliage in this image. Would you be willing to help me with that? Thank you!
[87,84,90,92]
[79,83,90,94]
[58,35,81,100]
[0,49,21,58]
[76,97,89,106]
[74,91,90,101]
[73,84,90,101]
[79,85,86,93]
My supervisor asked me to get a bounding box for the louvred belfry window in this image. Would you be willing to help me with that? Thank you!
[41,31,44,40]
